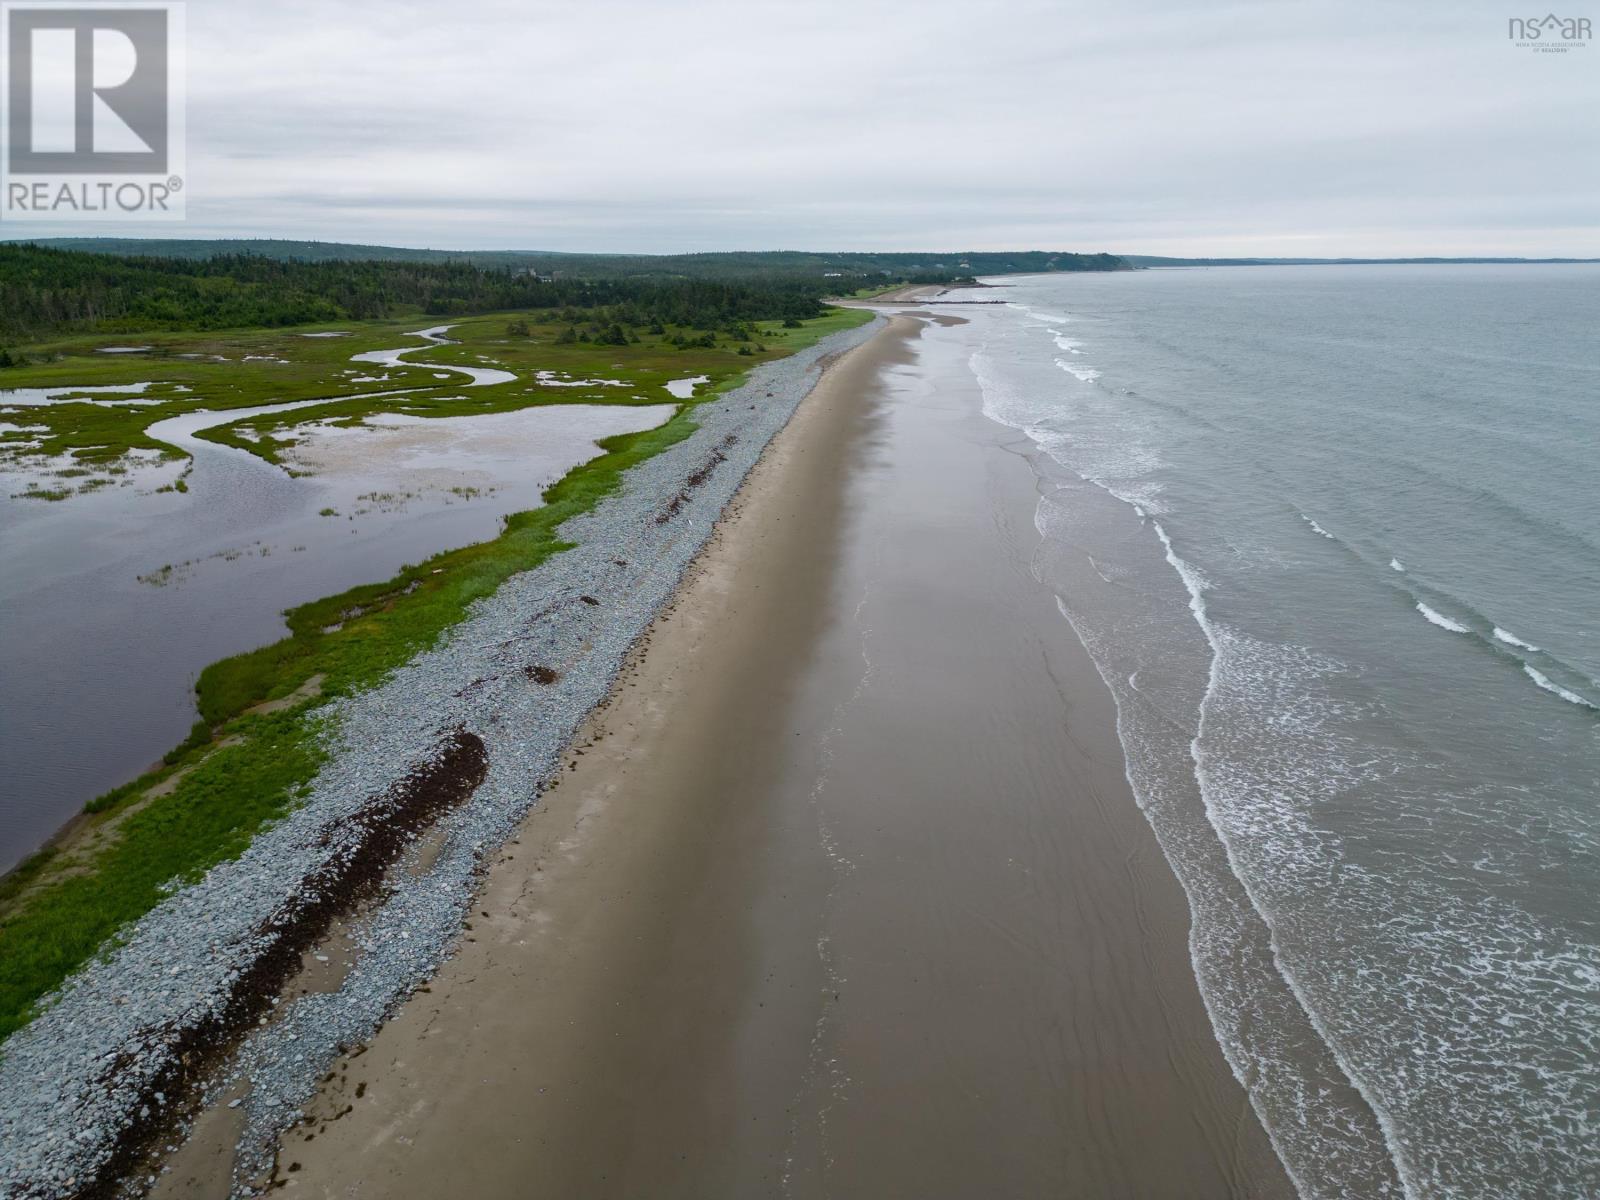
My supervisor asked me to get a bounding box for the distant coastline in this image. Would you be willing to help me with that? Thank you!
[1,238,1135,278]
[1125,254,1600,267]
[7,238,1594,273]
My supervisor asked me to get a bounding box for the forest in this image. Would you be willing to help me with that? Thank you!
[0,241,1131,350]
[0,243,832,344]
[30,239,1131,279]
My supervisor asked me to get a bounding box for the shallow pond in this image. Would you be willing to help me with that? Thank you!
[0,329,671,871]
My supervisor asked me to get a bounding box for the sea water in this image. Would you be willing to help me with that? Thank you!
[952,264,1599,1198]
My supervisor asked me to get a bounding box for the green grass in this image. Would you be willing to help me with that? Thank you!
[193,307,872,463]
[0,713,324,1041]
[0,849,59,910]
[1,306,872,489]
[0,304,873,1043]
[0,315,461,471]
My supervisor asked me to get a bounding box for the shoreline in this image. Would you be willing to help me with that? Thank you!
[0,316,885,1199]
[222,309,1294,1197]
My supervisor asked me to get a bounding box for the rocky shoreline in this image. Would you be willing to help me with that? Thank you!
[0,316,884,1199]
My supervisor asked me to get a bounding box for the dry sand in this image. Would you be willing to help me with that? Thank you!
[172,312,1293,1198]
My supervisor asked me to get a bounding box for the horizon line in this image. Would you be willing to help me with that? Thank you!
[3,236,1599,263]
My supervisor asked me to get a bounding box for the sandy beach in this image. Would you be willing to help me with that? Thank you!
[175,310,1293,1198]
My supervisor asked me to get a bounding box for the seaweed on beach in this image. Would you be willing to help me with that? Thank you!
[72,729,488,1200]
[656,433,738,525]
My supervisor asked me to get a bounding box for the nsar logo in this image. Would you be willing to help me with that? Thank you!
[1507,12,1592,51]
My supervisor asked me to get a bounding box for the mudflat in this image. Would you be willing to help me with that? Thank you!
[236,312,1292,1199]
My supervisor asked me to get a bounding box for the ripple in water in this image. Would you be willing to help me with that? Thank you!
[959,264,1600,1198]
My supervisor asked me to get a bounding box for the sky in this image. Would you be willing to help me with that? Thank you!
[6,0,1599,255]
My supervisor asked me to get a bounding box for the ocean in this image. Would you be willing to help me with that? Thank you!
[950,265,1599,1198]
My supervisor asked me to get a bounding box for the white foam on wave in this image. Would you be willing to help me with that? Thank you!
[1054,358,1101,382]
[1390,558,1405,572]
[969,345,1166,519]
[1146,528,1409,1187]
[994,285,1600,1194]
[1522,665,1597,710]
[1114,484,1166,515]
[1415,602,1470,633]
[994,312,1412,1194]
[1017,305,1070,324]
[1152,521,1209,623]
[1049,330,1085,354]
[1049,578,1404,1199]
[1493,627,1540,652]
[1302,515,1335,540]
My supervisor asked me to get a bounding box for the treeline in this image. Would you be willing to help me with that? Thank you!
[25,239,1132,281]
[0,244,835,343]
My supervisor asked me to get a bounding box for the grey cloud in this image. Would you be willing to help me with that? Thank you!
[12,0,1597,254]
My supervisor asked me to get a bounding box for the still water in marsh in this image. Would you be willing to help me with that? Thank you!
[0,329,670,870]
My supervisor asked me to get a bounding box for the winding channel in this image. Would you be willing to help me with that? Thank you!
[0,327,663,870]
[145,324,517,465]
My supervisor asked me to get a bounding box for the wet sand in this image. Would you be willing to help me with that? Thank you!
[233,312,1293,1198]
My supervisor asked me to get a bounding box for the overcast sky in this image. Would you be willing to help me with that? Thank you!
[11,0,1600,254]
